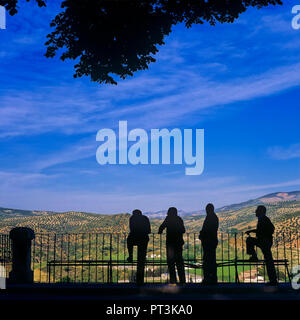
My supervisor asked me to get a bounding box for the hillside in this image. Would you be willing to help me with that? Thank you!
[218,191,300,212]
[0,207,55,218]
[0,191,299,234]
[0,211,131,234]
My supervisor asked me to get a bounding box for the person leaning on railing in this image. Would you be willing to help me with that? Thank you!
[158,207,186,285]
[126,209,151,285]
[245,205,278,286]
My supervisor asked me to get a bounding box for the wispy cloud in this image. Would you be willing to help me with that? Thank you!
[268,143,300,160]
[0,170,60,187]
[1,61,300,139]
[34,137,97,171]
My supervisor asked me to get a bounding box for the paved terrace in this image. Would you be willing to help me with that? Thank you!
[0,283,299,301]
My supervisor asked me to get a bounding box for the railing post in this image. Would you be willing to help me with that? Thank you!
[234,233,238,283]
[109,234,112,283]
[9,227,35,284]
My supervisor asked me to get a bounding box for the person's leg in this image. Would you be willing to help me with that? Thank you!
[167,244,177,284]
[127,236,134,262]
[175,245,186,284]
[246,237,258,259]
[203,242,218,284]
[209,242,218,284]
[136,241,148,285]
[260,240,277,284]
[202,241,210,283]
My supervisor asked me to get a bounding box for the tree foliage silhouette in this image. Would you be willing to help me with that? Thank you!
[0,0,45,15]
[1,0,282,85]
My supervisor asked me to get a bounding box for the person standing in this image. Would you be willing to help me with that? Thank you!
[158,207,186,285]
[245,205,278,285]
[199,203,219,285]
[127,209,151,285]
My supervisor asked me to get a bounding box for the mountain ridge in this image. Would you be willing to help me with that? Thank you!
[0,192,299,234]
[218,191,300,213]
[1,191,299,219]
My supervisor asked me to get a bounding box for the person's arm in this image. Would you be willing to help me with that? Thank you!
[129,216,134,233]
[179,217,185,234]
[199,216,218,239]
[158,218,167,234]
[146,217,151,234]
[199,218,208,239]
[245,229,257,235]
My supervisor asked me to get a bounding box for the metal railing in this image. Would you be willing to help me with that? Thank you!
[1,232,299,284]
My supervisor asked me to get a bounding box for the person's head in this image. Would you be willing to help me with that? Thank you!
[255,205,266,218]
[206,203,215,215]
[167,207,178,217]
[132,209,142,216]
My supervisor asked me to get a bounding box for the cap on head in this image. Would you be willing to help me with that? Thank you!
[205,203,215,214]
[132,209,142,215]
[167,207,178,217]
[256,205,266,217]
[206,203,214,215]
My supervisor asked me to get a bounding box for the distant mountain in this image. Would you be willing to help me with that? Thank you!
[144,209,191,219]
[217,191,300,212]
[258,191,300,202]
[0,191,299,234]
[146,191,300,218]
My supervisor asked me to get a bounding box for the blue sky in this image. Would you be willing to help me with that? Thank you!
[0,1,299,213]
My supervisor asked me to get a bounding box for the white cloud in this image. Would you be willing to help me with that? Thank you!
[34,137,97,170]
[268,143,300,160]
[1,61,300,139]
[0,170,59,187]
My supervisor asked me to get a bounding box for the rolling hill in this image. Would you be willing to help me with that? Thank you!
[0,191,299,234]
[0,207,55,217]
[217,191,300,212]
[0,211,131,234]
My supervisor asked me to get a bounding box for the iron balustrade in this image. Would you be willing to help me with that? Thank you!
[0,232,299,284]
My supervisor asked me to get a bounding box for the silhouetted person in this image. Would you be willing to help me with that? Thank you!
[199,203,219,285]
[158,207,186,285]
[246,205,278,285]
[127,209,151,285]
